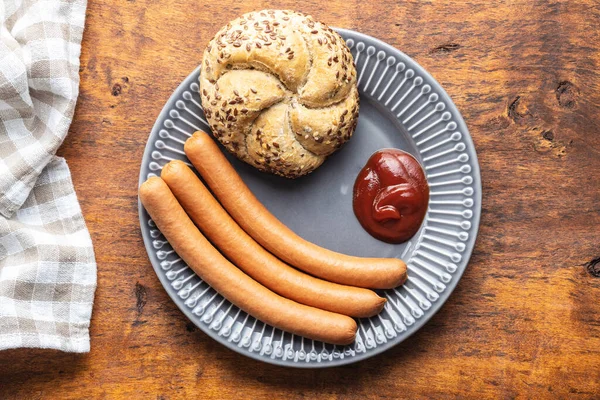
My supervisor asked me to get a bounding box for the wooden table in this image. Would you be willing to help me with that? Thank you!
[2,1,599,398]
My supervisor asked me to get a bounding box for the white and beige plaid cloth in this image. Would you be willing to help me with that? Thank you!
[0,0,96,352]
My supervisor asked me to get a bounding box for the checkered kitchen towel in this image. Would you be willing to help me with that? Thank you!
[0,0,96,352]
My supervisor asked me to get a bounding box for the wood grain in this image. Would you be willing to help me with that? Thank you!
[1,0,600,398]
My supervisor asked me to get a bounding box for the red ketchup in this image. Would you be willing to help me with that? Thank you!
[353,149,429,244]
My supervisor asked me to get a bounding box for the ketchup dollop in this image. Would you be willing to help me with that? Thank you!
[353,149,429,244]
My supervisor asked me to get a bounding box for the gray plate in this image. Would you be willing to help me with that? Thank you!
[138,29,481,367]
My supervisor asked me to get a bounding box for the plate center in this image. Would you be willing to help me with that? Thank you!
[226,94,420,259]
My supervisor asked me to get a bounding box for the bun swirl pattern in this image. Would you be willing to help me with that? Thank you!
[200,9,359,178]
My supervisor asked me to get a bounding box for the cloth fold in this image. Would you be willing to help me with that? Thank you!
[0,0,96,352]
[0,0,86,217]
[0,157,96,352]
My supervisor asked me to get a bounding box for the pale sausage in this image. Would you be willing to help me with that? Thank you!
[139,176,357,345]
[161,160,386,317]
[184,130,408,289]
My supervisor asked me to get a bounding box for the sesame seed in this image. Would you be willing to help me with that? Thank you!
[251,88,257,94]
[311,30,318,34]
[233,42,241,47]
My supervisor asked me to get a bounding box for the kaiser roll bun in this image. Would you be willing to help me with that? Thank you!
[199,9,359,178]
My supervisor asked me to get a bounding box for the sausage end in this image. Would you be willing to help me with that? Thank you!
[375,258,408,289]
[184,130,212,154]
[139,176,165,201]
[351,293,387,318]
[337,318,358,345]
[161,160,187,178]
[371,296,387,316]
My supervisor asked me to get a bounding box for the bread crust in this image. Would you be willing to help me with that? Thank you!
[200,9,359,178]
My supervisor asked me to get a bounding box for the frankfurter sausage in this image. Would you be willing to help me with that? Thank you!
[161,160,386,318]
[184,130,408,289]
[139,176,357,345]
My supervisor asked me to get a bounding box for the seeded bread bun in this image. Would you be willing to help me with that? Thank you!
[200,9,359,178]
